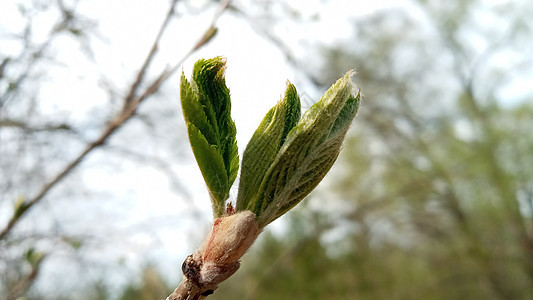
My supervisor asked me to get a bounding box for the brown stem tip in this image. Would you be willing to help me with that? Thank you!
[169,211,261,299]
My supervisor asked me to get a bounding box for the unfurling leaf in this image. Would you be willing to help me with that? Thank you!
[236,82,301,211]
[180,57,238,218]
[243,71,360,227]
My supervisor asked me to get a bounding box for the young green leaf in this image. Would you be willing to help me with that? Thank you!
[248,71,361,227]
[180,57,239,218]
[236,82,301,211]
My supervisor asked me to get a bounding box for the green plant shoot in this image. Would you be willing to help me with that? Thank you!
[180,57,360,226]
[238,71,360,227]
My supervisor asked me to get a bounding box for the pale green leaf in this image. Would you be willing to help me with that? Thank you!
[249,71,360,227]
[236,83,300,211]
[187,123,228,216]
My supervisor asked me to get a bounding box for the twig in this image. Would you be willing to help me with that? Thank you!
[6,255,43,300]
[164,210,261,300]
[165,277,206,300]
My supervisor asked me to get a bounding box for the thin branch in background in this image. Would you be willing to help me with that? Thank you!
[0,0,228,240]
[0,0,84,110]
[5,249,44,300]
[0,118,73,132]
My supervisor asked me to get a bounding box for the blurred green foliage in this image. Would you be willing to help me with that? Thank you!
[217,0,533,299]
[117,267,168,300]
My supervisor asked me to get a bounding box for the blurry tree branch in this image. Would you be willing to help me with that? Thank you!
[418,2,533,287]
[0,0,228,240]
[6,260,43,300]
[0,0,89,109]
[0,118,73,132]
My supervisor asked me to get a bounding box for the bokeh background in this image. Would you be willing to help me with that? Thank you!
[1,0,532,299]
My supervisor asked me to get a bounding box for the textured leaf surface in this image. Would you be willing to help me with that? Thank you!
[236,83,301,211]
[180,57,238,217]
[248,71,360,227]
